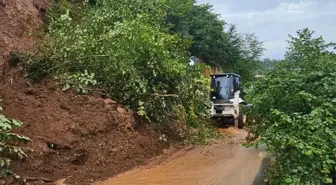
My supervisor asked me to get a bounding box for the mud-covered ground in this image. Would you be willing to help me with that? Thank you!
[0,0,49,73]
[96,128,269,185]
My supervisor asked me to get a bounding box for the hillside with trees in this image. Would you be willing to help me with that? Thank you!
[254,58,279,75]
[1,0,335,185]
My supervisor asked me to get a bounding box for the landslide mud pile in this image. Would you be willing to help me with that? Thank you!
[0,0,49,73]
[0,1,170,184]
[0,71,167,185]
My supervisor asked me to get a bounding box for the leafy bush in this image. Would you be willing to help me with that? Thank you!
[56,70,97,94]
[246,28,336,184]
[0,101,31,178]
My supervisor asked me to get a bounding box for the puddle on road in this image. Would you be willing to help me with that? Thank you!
[215,147,268,185]
[97,128,268,185]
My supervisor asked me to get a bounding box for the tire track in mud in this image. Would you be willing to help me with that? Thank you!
[95,128,269,185]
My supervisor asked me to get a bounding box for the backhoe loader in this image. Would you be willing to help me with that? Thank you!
[188,56,248,128]
[209,73,247,128]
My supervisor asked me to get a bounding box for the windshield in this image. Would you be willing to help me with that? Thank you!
[210,75,241,101]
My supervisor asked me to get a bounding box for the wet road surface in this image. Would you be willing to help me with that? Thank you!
[96,128,268,185]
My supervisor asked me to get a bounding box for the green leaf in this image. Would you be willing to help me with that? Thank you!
[326,159,335,164]
[5,159,11,167]
[325,178,333,183]
[285,178,293,183]
[305,150,313,156]
[0,159,5,167]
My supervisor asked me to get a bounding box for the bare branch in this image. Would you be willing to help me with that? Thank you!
[152,93,178,97]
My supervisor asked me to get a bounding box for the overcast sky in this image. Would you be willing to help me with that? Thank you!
[196,0,336,59]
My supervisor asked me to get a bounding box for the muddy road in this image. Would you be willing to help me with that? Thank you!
[94,128,269,185]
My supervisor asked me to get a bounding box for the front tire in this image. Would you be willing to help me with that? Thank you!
[238,112,245,129]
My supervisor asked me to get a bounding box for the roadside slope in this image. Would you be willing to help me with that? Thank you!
[0,0,49,73]
[0,70,169,185]
[0,1,178,184]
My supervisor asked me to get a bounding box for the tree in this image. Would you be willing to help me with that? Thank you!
[285,28,336,72]
[166,3,264,81]
[253,58,279,75]
[165,0,194,34]
[246,28,336,184]
[231,31,265,81]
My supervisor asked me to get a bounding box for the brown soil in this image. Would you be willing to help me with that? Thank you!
[97,128,268,185]
[0,69,169,185]
[0,0,49,74]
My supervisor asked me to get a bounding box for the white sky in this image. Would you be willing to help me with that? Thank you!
[196,0,336,59]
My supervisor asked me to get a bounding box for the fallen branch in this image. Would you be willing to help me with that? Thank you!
[152,93,178,97]
[25,177,53,182]
[90,89,108,97]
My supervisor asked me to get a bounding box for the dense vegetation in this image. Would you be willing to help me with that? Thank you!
[254,58,279,75]
[28,0,208,132]
[166,2,264,81]
[246,28,336,184]
[23,0,263,142]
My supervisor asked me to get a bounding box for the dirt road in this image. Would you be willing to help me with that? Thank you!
[95,128,268,185]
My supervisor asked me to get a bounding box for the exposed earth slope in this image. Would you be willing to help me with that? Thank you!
[0,0,48,73]
[0,70,169,185]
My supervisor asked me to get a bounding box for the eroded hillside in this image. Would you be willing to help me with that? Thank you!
[0,0,48,73]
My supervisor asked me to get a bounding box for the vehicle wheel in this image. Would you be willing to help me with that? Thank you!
[238,112,245,129]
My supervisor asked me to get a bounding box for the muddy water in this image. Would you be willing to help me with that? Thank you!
[97,128,268,185]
